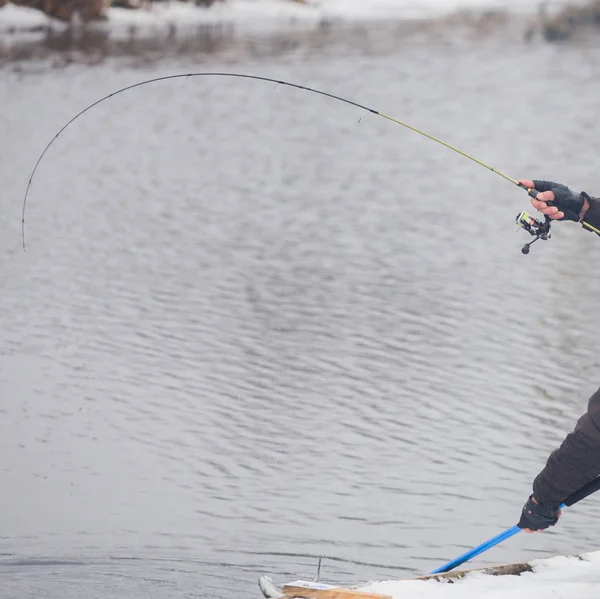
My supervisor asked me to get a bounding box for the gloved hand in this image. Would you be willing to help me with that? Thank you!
[517,495,561,532]
[519,179,587,222]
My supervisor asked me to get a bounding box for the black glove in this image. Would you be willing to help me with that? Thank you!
[531,180,585,222]
[517,495,560,531]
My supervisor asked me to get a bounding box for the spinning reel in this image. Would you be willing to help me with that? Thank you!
[515,211,552,255]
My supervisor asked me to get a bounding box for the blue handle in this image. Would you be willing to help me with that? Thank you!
[429,502,567,575]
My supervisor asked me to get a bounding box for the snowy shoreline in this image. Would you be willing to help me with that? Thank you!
[1,0,593,65]
[360,550,600,599]
[260,550,600,599]
[0,0,546,39]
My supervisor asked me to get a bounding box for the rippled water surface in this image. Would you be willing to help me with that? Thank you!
[2,17,600,599]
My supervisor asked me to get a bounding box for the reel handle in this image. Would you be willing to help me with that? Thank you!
[516,183,555,255]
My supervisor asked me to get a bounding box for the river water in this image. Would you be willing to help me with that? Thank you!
[2,14,600,599]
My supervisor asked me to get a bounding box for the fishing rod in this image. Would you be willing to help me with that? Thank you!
[20,71,542,250]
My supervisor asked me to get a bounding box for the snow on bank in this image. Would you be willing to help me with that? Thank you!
[0,3,66,34]
[359,551,600,599]
[0,0,547,37]
[308,0,544,20]
[103,0,545,26]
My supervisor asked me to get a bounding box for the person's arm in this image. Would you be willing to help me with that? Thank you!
[532,387,600,506]
[518,179,600,235]
[518,388,600,533]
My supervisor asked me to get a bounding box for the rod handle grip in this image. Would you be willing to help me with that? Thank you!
[517,181,539,199]
[519,183,555,207]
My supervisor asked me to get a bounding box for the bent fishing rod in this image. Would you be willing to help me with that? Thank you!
[18,71,552,251]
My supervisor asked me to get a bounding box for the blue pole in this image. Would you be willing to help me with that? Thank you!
[429,525,521,574]
[427,469,600,575]
[429,501,567,575]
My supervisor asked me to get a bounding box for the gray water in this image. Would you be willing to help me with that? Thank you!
[2,16,600,599]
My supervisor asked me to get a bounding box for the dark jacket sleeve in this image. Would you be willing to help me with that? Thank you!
[532,387,600,506]
[581,194,600,233]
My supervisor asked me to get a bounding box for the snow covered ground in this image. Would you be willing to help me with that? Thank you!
[359,551,600,599]
[0,3,63,33]
[0,0,559,37]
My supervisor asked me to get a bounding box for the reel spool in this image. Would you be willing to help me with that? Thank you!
[515,211,552,254]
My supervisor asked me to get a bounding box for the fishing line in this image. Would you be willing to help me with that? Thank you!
[20,71,534,250]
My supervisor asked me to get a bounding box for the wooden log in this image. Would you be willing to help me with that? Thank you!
[412,561,534,583]
[398,552,591,584]
[281,583,391,599]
